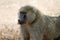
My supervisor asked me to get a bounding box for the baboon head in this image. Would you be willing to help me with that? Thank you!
[18,6,39,25]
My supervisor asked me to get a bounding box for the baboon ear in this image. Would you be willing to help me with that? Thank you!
[27,13,36,24]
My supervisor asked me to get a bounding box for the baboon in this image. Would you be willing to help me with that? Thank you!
[18,5,60,40]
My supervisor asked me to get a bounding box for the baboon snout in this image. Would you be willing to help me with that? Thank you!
[18,12,26,24]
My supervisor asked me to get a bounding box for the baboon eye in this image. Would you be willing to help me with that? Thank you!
[23,14,26,18]
[20,12,26,19]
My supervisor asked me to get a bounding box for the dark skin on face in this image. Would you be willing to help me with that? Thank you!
[18,11,27,25]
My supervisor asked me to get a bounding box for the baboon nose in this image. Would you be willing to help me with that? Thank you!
[18,20,25,25]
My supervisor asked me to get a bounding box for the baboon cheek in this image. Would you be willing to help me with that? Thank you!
[27,13,36,23]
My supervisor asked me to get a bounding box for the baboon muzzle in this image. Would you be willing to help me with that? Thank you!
[18,12,26,24]
[18,20,25,24]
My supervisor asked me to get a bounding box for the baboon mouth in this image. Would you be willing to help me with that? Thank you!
[18,20,25,25]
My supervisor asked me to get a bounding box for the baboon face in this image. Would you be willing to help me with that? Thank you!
[18,6,36,25]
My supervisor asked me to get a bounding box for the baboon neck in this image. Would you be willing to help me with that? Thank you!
[32,14,42,24]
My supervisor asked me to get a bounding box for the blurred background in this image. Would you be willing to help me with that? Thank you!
[0,0,60,40]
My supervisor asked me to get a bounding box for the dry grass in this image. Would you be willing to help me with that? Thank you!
[0,23,20,40]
